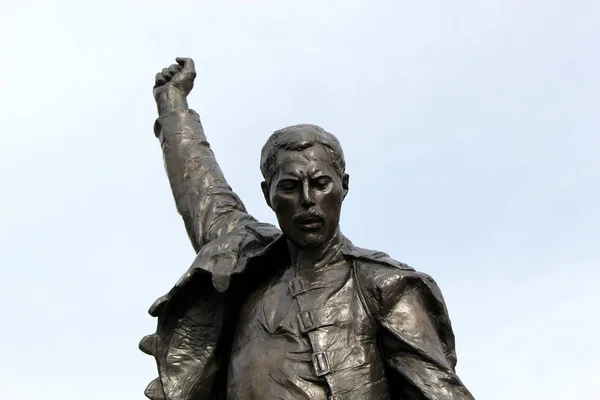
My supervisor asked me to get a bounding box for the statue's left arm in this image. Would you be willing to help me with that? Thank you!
[363,269,475,399]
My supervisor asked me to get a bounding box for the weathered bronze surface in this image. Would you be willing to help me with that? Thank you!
[141,58,474,400]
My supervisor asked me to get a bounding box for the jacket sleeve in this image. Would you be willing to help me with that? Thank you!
[366,268,474,399]
[154,109,257,252]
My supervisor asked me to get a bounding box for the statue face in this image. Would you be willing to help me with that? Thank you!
[263,144,348,250]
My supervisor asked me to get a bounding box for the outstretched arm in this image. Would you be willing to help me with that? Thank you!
[153,58,256,252]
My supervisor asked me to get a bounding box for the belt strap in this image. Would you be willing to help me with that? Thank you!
[296,305,349,333]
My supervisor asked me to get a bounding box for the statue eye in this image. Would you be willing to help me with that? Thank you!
[277,180,298,192]
[314,177,331,190]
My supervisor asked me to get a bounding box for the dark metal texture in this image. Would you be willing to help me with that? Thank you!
[141,58,474,400]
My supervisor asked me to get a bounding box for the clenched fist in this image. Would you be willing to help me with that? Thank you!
[153,57,197,117]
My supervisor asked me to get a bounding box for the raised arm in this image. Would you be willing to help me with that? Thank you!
[153,58,256,252]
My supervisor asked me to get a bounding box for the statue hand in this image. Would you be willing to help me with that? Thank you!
[153,57,197,117]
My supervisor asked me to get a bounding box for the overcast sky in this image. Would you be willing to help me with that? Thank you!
[1,0,598,399]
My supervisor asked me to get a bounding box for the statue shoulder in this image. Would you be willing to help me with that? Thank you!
[149,222,281,316]
[349,246,444,315]
[346,245,413,271]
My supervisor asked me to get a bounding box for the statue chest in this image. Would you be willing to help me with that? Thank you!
[228,259,389,400]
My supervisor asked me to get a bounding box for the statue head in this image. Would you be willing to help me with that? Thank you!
[260,124,349,250]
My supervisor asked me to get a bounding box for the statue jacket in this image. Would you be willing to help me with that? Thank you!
[140,110,474,400]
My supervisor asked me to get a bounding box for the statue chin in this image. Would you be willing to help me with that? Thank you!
[283,229,334,251]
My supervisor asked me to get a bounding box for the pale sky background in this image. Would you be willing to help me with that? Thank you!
[1,0,598,399]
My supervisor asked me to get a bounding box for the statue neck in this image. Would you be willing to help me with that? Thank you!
[287,230,345,274]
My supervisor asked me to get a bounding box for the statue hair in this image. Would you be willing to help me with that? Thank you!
[260,124,346,184]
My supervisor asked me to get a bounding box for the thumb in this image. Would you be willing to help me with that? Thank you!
[175,57,196,75]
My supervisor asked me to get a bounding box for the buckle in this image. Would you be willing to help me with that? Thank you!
[289,277,307,296]
[329,397,342,400]
[311,351,331,376]
[297,310,315,333]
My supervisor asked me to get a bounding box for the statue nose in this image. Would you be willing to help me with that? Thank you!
[301,183,315,207]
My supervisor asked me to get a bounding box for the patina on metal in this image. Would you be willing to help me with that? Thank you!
[140,58,474,400]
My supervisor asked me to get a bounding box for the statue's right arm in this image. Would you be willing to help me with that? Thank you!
[153,58,257,252]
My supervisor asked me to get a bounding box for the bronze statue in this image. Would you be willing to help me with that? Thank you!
[140,58,474,400]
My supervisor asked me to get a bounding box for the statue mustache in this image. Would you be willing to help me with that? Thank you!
[294,211,325,223]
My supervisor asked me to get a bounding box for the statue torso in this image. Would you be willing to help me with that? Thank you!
[227,243,390,400]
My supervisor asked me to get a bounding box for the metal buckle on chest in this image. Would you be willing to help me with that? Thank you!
[289,277,307,296]
[311,351,332,376]
[297,310,316,332]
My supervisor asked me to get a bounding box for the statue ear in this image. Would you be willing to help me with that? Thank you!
[342,174,350,199]
[261,181,272,209]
